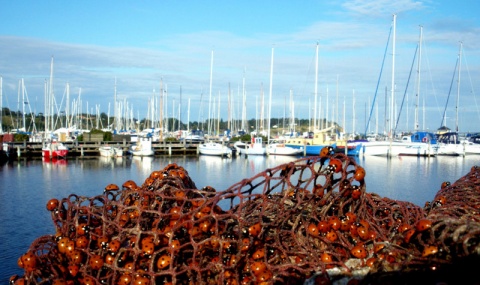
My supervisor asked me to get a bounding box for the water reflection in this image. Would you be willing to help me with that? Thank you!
[42,157,68,167]
[0,154,479,283]
[356,155,478,206]
[131,156,155,178]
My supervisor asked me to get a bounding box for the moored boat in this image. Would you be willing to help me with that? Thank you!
[99,145,124,157]
[129,139,154,157]
[284,127,338,156]
[199,142,232,157]
[463,133,480,155]
[234,137,266,156]
[396,132,437,156]
[436,131,465,156]
[334,142,363,156]
[42,141,68,160]
[266,139,303,156]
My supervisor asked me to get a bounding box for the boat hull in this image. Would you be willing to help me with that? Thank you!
[436,143,465,156]
[99,146,124,157]
[266,144,303,156]
[130,149,154,156]
[464,143,480,155]
[285,144,334,156]
[334,143,363,156]
[42,142,68,159]
[129,140,154,156]
[199,143,232,157]
[360,141,436,157]
[234,141,266,156]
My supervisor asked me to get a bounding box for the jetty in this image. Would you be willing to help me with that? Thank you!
[1,140,233,158]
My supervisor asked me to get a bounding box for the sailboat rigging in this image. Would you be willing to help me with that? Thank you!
[42,57,69,160]
[364,22,392,137]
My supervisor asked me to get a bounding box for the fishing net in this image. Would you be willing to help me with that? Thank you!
[12,149,480,284]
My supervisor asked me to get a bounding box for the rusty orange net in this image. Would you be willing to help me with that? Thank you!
[12,150,480,284]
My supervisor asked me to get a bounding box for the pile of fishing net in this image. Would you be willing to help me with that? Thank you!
[12,148,480,284]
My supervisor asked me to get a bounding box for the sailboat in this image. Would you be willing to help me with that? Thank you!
[284,44,339,156]
[361,15,400,157]
[394,26,436,157]
[463,133,480,155]
[42,57,69,160]
[360,15,436,157]
[436,42,465,156]
[263,48,302,156]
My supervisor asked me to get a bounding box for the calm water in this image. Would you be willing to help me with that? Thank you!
[1,154,478,282]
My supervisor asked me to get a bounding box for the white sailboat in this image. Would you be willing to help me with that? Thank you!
[463,134,480,155]
[360,15,436,157]
[264,47,301,156]
[436,42,465,156]
[361,15,398,157]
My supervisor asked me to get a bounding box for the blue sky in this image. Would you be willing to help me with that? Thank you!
[1,0,479,133]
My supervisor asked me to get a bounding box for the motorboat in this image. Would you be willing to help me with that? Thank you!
[436,131,465,156]
[463,133,480,155]
[266,139,303,156]
[334,142,364,156]
[198,142,232,157]
[284,127,338,156]
[42,141,68,160]
[99,145,124,157]
[234,137,266,156]
[129,139,154,157]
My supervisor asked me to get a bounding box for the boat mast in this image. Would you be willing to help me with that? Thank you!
[78,88,82,130]
[343,92,346,139]
[268,46,274,142]
[455,42,462,133]
[336,75,339,133]
[390,14,396,138]
[159,79,164,140]
[260,83,264,132]
[414,26,423,131]
[352,89,355,137]
[66,82,70,129]
[227,83,231,131]
[207,50,213,136]
[217,92,220,136]
[0,76,2,133]
[314,42,319,131]
[179,86,182,132]
[114,77,117,132]
[22,78,26,131]
[187,97,190,134]
[242,68,246,131]
[290,90,295,134]
[47,56,54,136]
[326,87,329,130]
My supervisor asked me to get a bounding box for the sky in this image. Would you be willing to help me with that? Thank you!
[1,0,479,134]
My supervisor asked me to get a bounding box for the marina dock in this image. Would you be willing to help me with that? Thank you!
[1,140,230,158]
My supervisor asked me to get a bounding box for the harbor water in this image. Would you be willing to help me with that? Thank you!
[0,154,478,282]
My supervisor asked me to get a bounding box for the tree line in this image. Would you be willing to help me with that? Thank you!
[0,107,340,135]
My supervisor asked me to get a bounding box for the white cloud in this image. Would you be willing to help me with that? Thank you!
[1,2,479,133]
[342,0,425,17]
